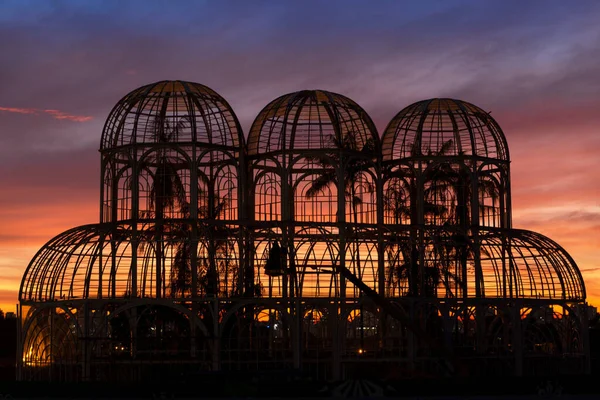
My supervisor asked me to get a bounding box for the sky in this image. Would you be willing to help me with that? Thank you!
[0,0,599,313]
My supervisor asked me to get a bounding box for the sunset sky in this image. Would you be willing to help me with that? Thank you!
[0,0,599,313]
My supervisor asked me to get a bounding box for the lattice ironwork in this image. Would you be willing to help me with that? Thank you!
[17,85,589,382]
[381,98,509,161]
[248,89,380,298]
[20,222,242,302]
[382,227,585,300]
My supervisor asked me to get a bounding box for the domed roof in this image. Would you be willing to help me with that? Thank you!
[101,80,243,151]
[247,90,378,155]
[381,98,509,162]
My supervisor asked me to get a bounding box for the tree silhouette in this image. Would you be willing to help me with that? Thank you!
[138,116,238,298]
[383,139,498,298]
[425,160,498,298]
[383,140,453,297]
[195,193,236,297]
[305,132,376,285]
[136,116,191,299]
[305,132,376,223]
[305,131,377,348]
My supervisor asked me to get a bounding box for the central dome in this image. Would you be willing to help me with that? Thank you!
[247,90,378,155]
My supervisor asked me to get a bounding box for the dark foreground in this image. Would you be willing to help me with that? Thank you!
[0,374,599,399]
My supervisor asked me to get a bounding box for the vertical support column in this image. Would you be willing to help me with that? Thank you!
[288,234,302,371]
[293,297,302,370]
[376,162,385,296]
[415,164,425,297]
[376,164,386,351]
[241,152,254,298]
[407,299,415,370]
[212,299,220,371]
[131,150,139,298]
[336,161,347,379]
[441,305,453,357]
[512,303,523,376]
[188,152,198,358]
[330,302,341,380]
[581,304,591,374]
[189,150,198,301]
[129,307,137,361]
[190,315,197,358]
[83,302,91,381]
[475,304,486,354]
[279,150,300,371]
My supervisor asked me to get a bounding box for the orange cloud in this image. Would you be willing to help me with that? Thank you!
[0,106,92,122]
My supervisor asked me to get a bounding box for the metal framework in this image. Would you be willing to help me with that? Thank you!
[17,82,589,382]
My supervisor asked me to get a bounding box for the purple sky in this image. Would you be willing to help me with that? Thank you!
[1,0,599,310]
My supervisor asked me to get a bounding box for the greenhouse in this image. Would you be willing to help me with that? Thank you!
[18,81,589,382]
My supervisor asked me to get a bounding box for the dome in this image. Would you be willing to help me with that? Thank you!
[381,98,509,162]
[101,80,243,151]
[247,90,378,156]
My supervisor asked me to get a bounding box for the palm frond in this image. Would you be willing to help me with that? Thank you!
[305,154,333,168]
[351,195,363,208]
[438,139,454,156]
[410,141,422,157]
[305,170,337,199]
[361,137,376,154]
[171,116,191,141]
[479,177,499,201]
[213,195,229,218]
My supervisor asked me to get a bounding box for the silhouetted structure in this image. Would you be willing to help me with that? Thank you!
[17,82,589,382]
[0,313,17,381]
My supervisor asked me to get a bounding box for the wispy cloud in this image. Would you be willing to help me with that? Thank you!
[581,268,600,273]
[0,106,37,115]
[0,106,92,122]
[43,109,93,122]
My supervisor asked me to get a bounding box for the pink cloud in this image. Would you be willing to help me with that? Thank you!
[43,109,93,122]
[0,106,37,115]
[0,106,93,122]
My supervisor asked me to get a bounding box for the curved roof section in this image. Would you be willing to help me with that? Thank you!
[101,80,243,151]
[20,224,108,302]
[478,228,585,300]
[20,225,585,303]
[381,98,509,162]
[19,222,240,302]
[247,90,378,156]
